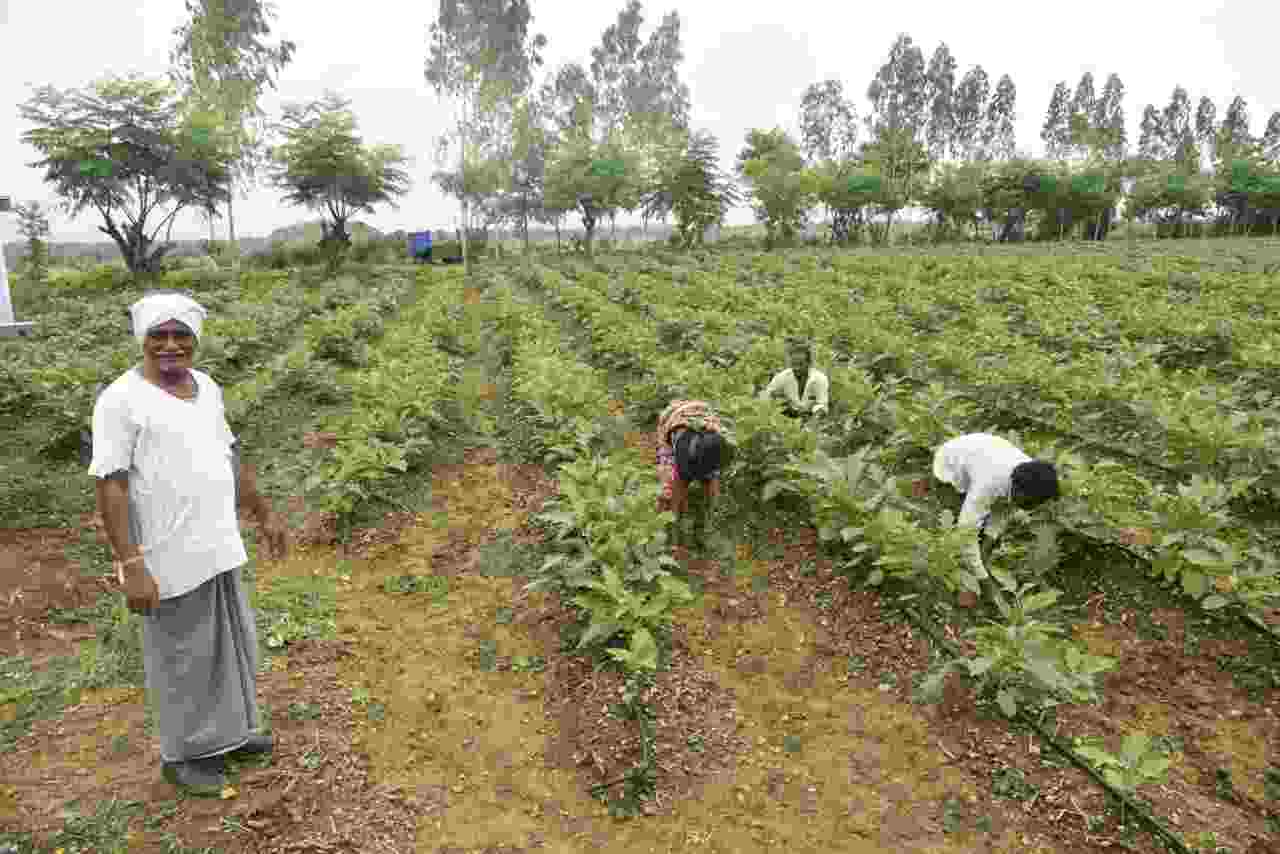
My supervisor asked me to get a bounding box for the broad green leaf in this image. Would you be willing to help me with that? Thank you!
[989,567,1017,592]
[1181,570,1207,598]
[628,627,659,671]
[1022,589,1061,614]
[761,480,793,502]
[996,688,1018,718]
[1138,756,1172,779]
[917,664,952,702]
[1200,594,1229,610]
[866,569,885,586]
[1120,731,1150,763]
[1181,548,1222,567]
[576,618,622,650]
[1074,744,1118,768]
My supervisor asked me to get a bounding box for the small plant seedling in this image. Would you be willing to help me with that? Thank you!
[287,701,322,721]
[1214,767,1235,802]
[511,655,545,673]
[991,766,1037,801]
[1264,766,1280,801]
[477,640,498,672]
[1073,730,1172,826]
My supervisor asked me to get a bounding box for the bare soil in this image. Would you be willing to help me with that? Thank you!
[2,445,1277,852]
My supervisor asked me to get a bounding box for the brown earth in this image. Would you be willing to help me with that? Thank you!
[2,445,1277,852]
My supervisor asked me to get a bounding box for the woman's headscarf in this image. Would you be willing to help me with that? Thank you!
[129,292,207,345]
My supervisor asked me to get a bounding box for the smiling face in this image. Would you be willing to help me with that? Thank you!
[142,319,196,379]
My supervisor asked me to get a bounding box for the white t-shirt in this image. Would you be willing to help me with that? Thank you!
[89,366,248,599]
[933,433,1031,576]
[759,367,830,414]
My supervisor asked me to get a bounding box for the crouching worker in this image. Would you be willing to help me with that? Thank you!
[932,433,1059,594]
[90,291,289,797]
[657,400,727,550]
[759,338,829,419]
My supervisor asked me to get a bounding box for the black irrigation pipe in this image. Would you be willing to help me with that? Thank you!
[898,603,1197,854]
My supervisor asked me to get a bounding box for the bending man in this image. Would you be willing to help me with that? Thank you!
[89,291,288,796]
[932,433,1059,581]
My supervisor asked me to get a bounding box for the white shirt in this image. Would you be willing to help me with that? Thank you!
[933,433,1031,575]
[759,367,829,414]
[89,367,248,599]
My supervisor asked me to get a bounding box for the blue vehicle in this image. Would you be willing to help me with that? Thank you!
[408,230,432,263]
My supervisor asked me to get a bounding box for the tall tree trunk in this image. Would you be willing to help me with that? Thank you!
[228,192,239,270]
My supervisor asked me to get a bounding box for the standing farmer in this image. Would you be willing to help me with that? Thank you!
[932,433,1059,583]
[89,291,288,796]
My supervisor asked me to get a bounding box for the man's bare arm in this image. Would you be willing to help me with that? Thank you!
[232,445,271,522]
[95,472,140,568]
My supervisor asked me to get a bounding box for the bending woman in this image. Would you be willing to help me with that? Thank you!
[656,400,727,548]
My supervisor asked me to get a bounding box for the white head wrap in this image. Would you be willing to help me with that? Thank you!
[129,293,208,345]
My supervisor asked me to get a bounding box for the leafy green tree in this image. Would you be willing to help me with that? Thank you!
[952,65,990,161]
[648,129,740,248]
[859,126,929,242]
[426,0,547,270]
[920,161,986,239]
[980,74,1017,161]
[13,200,52,283]
[1137,105,1167,162]
[798,79,860,164]
[496,92,552,250]
[1161,86,1198,166]
[18,74,232,275]
[1091,73,1127,161]
[589,0,646,141]
[584,2,691,240]
[1195,96,1218,169]
[1262,111,1280,163]
[168,0,295,262]
[1127,166,1215,236]
[735,128,817,247]
[1067,72,1096,159]
[797,79,866,241]
[543,135,641,253]
[808,161,884,244]
[865,34,933,239]
[266,91,411,266]
[923,44,957,162]
[1041,82,1071,160]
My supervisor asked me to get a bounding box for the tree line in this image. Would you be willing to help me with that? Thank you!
[13,0,1280,276]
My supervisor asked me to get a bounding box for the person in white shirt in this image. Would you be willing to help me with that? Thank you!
[932,433,1059,579]
[759,338,829,418]
[90,291,288,796]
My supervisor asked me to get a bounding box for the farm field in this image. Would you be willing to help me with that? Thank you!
[1,237,1278,854]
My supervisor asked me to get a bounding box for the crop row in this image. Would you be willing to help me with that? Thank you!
[0,269,378,451]
[538,252,1280,506]
[510,257,1279,622]
[301,268,467,526]
[221,267,419,429]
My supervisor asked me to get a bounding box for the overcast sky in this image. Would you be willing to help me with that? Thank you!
[2,0,1278,244]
